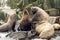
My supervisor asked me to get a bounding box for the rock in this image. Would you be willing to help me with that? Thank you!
[6,31,27,40]
[50,36,60,40]
[0,20,5,25]
[50,16,56,24]
[55,31,60,36]
[28,31,36,38]
[0,32,15,40]
[15,20,20,32]
[31,38,47,40]
[0,37,15,40]
[55,36,60,40]
[46,8,58,16]
[0,32,10,37]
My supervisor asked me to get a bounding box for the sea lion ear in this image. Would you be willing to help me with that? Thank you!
[23,9,29,15]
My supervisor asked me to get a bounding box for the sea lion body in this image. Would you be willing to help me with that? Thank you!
[0,10,16,32]
[31,7,50,24]
[18,9,31,31]
[30,7,54,38]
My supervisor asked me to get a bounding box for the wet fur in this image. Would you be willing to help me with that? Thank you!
[18,9,31,31]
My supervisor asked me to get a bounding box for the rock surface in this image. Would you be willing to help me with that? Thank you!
[6,31,27,40]
[0,31,60,40]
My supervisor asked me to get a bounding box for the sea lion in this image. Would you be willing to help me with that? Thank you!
[0,10,17,32]
[18,9,31,31]
[29,7,50,29]
[29,7,54,38]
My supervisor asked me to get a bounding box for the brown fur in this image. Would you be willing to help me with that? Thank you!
[0,12,16,32]
[31,7,50,27]
[52,23,60,29]
[35,22,54,38]
[30,7,54,38]
[18,9,31,31]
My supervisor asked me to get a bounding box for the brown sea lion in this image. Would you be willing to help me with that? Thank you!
[29,6,50,30]
[0,10,17,32]
[29,7,54,38]
[31,7,50,24]
[18,9,31,31]
[29,7,50,29]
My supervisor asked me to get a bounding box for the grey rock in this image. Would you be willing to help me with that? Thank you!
[15,20,20,32]
[28,31,36,38]
[31,38,47,40]
[6,31,28,40]
[50,36,60,40]
[0,20,5,25]
[0,37,15,40]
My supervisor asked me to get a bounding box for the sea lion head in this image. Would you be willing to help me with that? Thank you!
[31,7,39,14]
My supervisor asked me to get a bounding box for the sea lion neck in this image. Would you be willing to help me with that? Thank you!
[7,13,17,25]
